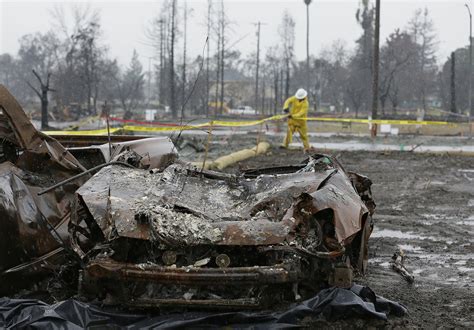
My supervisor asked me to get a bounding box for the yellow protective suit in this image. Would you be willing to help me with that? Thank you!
[282,96,310,149]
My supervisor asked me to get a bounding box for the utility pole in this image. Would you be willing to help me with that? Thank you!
[170,0,177,119]
[304,0,312,92]
[255,22,261,113]
[206,0,212,117]
[219,0,225,115]
[450,51,457,113]
[182,0,189,117]
[371,0,381,138]
[465,3,472,138]
[147,56,152,106]
[253,21,266,114]
[158,19,164,104]
[215,14,221,116]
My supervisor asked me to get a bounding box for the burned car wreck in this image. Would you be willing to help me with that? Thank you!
[0,85,375,309]
[73,158,375,308]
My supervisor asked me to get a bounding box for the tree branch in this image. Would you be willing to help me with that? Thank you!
[26,80,42,99]
[32,69,45,87]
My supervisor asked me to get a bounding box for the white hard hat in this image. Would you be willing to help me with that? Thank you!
[295,88,308,100]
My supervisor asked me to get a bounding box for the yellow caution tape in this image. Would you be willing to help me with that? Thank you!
[305,117,453,126]
[43,114,457,135]
[123,115,289,132]
[123,125,206,132]
[44,128,122,135]
[213,114,288,127]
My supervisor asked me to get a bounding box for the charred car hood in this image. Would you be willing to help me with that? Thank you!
[75,158,370,247]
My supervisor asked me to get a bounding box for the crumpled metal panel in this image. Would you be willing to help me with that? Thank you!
[76,158,369,247]
[68,136,178,170]
[284,171,369,244]
[0,85,85,173]
[0,163,61,270]
[0,85,88,273]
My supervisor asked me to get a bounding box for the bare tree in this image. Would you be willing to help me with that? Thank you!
[355,0,374,112]
[439,47,472,113]
[265,46,282,115]
[147,10,167,107]
[114,50,145,119]
[17,32,60,127]
[0,54,15,87]
[408,8,438,110]
[72,21,102,114]
[50,5,105,115]
[27,70,55,129]
[318,41,350,113]
[278,10,295,99]
[379,30,415,113]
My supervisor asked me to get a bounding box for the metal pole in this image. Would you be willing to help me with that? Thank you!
[466,3,473,138]
[206,0,211,117]
[255,21,261,113]
[371,0,381,138]
[104,101,112,160]
[147,57,151,106]
[451,52,457,114]
[305,0,311,91]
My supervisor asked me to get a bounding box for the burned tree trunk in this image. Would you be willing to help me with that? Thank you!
[26,70,55,130]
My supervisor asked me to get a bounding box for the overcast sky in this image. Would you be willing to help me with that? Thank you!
[0,0,472,68]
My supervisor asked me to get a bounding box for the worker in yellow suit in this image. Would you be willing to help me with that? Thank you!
[282,88,310,150]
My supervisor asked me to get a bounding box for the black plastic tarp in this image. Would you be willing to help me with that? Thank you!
[0,285,407,329]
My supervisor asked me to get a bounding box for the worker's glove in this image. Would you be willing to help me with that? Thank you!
[283,108,289,114]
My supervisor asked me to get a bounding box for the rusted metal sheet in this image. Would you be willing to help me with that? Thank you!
[0,85,87,275]
[289,171,369,244]
[86,258,297,285]
[0,86,85,172]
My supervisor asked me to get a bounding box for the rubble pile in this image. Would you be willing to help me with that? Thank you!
[0,85,377,310]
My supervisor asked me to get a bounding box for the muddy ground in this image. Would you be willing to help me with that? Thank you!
[6,132,472,328]
[182,133,474,328]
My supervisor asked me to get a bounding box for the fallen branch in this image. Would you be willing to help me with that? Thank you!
[391,249,414,284]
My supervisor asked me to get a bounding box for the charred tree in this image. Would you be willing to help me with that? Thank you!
[27,70,55,129]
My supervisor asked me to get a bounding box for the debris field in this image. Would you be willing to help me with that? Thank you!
[1,84,473,327]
